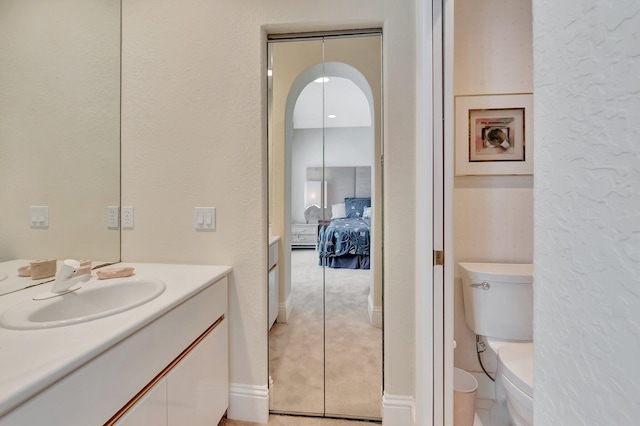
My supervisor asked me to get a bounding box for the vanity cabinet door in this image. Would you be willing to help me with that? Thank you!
[114,378,167,426]
[269,265,278,329]
[166,318,228,426]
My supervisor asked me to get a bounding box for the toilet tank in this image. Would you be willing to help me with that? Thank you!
[459,263,533,341]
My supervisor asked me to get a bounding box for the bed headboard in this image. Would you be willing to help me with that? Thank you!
[306,166,371,216]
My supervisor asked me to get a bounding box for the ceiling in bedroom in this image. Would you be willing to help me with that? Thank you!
[293,77,371,129]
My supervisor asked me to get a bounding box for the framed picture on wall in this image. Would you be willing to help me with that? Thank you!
[455,94,533,175]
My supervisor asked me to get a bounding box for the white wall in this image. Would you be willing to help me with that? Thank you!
[121,0,416,418]
[452,0,533,393]
[291,127,373,224]
[533,1,640,424]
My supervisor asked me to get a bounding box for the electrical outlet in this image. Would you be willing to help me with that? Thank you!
[122,206,134,229]
[106,206,119,228]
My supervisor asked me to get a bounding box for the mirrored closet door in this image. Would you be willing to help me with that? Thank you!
[267,32,383,420]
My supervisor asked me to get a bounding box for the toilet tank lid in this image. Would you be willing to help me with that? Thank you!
[458,262,533,284]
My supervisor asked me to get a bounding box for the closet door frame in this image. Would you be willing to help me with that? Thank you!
[267,31,383,420]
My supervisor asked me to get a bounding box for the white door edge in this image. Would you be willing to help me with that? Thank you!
[441,0,456,423]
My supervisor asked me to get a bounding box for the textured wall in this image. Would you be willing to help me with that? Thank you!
[121,0,415,400]
[453,0,534,386]
[533,1,640,424]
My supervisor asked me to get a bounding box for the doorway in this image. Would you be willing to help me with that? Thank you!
[267,32,383,420]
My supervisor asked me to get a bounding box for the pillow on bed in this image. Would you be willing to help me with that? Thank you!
[331,202,346,219]
[363,206,372,218]
[344,197,371,218]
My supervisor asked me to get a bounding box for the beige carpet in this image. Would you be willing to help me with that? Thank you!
[269,249,382,419]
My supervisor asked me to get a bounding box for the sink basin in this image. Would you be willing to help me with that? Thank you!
[0,277,166,330]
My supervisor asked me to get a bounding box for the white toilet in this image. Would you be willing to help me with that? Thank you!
[459,262,534,426]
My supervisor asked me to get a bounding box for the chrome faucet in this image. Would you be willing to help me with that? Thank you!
[33,259,91,301]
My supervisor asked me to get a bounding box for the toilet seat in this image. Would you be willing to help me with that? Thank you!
[495,342,533,426]
[500,372,533,425]
[498,342,533,398]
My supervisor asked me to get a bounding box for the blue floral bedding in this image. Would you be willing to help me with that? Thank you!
[317,217,371,263]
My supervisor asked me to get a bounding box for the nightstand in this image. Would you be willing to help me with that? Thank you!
[291,223,317,248]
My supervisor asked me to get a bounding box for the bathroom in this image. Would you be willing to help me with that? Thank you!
[451,0,534,424]
[1,0,639,425]
[0,0,416,424]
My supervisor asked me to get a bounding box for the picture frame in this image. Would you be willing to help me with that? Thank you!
[455,94,533,176]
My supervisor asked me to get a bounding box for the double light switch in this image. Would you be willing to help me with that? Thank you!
[195,207,216,231]
[30,206,49,228]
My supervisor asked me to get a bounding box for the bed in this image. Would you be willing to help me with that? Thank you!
[317,197,371,269]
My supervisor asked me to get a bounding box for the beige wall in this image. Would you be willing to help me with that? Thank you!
[121,0,416,400]
[452,0,534,392]
[0,0,121,262]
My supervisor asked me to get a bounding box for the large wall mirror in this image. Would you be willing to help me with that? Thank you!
[0,0,121,276]
[267,32,383,420]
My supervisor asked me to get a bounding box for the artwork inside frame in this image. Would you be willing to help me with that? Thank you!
[455,94,533,176]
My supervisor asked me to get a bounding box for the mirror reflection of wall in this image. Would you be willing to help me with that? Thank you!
[0,0,121,264]
[268,32,382,420]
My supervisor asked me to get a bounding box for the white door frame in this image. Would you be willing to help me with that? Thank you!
[415,0,454,425]
[443,0,455,423]
[414,0,436,424]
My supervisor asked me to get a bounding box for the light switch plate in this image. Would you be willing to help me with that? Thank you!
[195,207,215,231]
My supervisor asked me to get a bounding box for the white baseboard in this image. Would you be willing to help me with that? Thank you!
[368,292,383,329]
[277,292,293,324]
[382,393,415,426]
[228,382,269,424]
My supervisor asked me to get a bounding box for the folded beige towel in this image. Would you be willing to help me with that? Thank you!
[73,259,92,277]
[96,267,135,280]
[29,259,57,280]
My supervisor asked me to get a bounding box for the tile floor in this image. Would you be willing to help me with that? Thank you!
[474,398,493,425]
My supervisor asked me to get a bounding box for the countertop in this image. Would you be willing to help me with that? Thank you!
[0,262,232,417]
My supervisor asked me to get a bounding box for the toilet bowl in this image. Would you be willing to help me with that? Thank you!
[458,263,534,426]
[488,339,533,426]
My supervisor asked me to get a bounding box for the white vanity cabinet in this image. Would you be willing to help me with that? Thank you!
[114,318,228,426]
[269,237,280,329]
[114,379,168,426]
[0,264,231,426]
[110,278,228,426]
[166,317,228,425]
